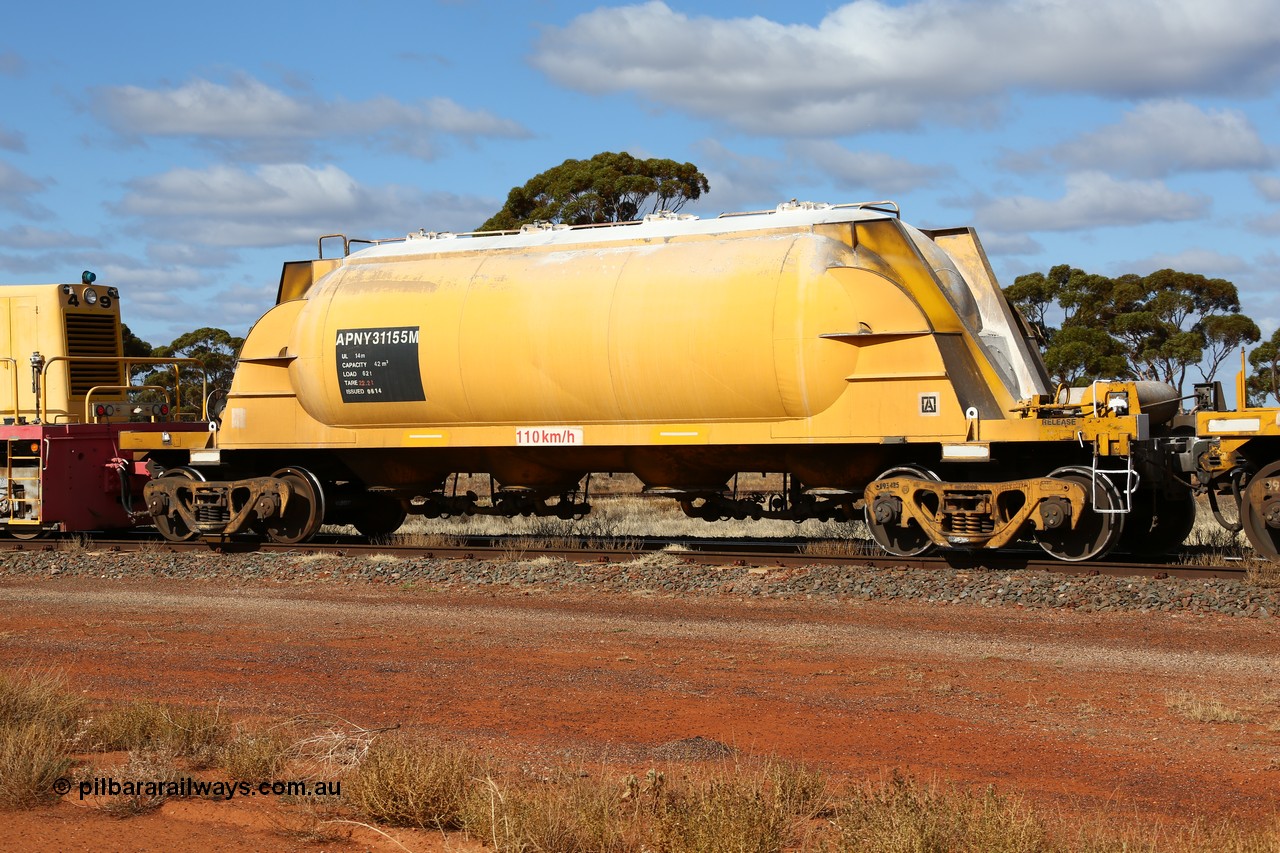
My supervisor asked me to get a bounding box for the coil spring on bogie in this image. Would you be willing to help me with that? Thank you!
[195,504,230,524]
[945,512,995,535]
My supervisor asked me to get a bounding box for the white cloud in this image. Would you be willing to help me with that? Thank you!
[1026,101,1272,178]
[91,75,531,161]
[683,139,787,214]
[974,171,1208,232]
[115,163,499,247]
[976,232,1044,257]
[0,161,44,195]
[533,0,1280,135]
[102,264,236,340]
[0,125,24,153]
[0,253,67,276]
[0,245,225,341]
[1238,254,1280,338]
[1252,174,1280,202]
[0,160,51,218]
[1247,209,1280,235]
[791,140,953,195]
[1114,248,1251,278]
[0,225,100,250]
[0,248,138,280]
[145,243,239,268]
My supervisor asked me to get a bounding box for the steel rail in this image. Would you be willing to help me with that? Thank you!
[0,532,1252,581]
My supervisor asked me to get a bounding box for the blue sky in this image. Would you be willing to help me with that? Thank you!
[3,0,1280,358]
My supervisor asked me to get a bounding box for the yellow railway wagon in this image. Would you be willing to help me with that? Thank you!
[144,202,1189,561]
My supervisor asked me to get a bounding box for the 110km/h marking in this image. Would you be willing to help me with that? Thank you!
[515,427,584,446]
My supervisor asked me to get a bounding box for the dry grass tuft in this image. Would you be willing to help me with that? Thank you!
[282,714,388,776]
[651,760,828,853]
[391,531,466,549]
[1245,558,1280,588]
[85,700,229,766]
[219,727,296,782]
[1057,810,1280,853]
[95,748,183,817]
[219,714,384,782]
[466,772,639,853]
[1166,691,1249,724]
[349,735,488,830]
[827,772,1046,853]
[0,721,74,808]
[804,535,878,559]
[459,759,826,853]
[54,534,95,553]
[0,667,84,737]
[0,668,83,808]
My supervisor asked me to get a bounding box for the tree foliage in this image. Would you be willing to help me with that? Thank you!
[1248,328,1280,406]
[1005,264,1254,396]
[1201,313,1261,384]
[135,327,243,417]
[121,323,153,383]
[478,151,710,231]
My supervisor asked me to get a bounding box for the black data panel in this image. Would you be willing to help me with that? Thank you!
[334,327,426,403]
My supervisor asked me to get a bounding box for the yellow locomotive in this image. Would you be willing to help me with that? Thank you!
[142,201,1189,560]
[0,276,207,536]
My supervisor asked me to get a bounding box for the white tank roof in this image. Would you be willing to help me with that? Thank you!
[347,201,899,261]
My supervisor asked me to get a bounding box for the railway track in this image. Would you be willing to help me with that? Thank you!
[0,531,1253,582]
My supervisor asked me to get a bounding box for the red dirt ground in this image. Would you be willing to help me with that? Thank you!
[1,570,1278,851]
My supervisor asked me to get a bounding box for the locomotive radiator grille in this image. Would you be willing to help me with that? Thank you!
[65,313,123,396]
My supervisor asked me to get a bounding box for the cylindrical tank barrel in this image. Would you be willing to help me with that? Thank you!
[288,232,882,429]
[1070,380,1180,426]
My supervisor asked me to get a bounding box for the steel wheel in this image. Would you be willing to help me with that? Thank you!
[7,526,48,541]
[1034,466,1124,562]
[865,466,940,557]
[153,466,206,543]
[1242,460,1280,560]
[1118,490,1197,556]
[353,492,407,539]
[264,467,326,544]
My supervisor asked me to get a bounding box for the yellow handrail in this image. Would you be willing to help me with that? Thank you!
[38,356,208,423]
